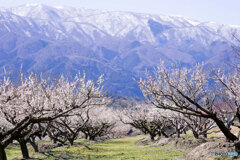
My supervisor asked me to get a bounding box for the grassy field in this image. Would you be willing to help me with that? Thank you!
[6,136,186,160]
[6,130,240,160]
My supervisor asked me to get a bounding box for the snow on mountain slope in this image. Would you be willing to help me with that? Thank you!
[0,4,238,46]
[0,5,222,42]
[0,4,239,97]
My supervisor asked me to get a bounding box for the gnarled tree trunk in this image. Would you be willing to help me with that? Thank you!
[150,134,155,141]
[89,136,96,141]
[68,138,74,146]
[214,118,238,142]
[192,131,199,139]
[161,131,169,138]
[202,131,207,138]
[29,139,39,152]
[176,130,181,138]
[0,143,7,160]
[18,139,30,159]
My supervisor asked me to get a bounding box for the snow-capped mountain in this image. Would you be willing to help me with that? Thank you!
[0,4,239,96]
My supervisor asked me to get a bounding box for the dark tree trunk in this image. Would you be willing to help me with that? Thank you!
[161,131,169,138]
[29,139,39,152]
[192,131,199,139]
[89,136,95,141]
[150,134,155,141]
[183,129,187,134]
[127,128,133,136]
[18,139,30,159]
[214,118,238,142]
[85,134,88,140]
[53,139,57,144]
[176,130,181,138]
[202,132,207,138]
[68,138,74,146]
[0,143,7,160]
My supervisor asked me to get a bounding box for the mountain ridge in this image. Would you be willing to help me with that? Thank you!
[0,4,239,97]
[2,4,239,43]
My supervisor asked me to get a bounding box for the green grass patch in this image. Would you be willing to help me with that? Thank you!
[6,143,45,160]
[6,136,186,160]
[5,143,22,159]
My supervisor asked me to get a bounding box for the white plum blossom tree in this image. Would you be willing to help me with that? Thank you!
[47,107,91,146]
[120,106,172,141]
[80,106,117,141]
[162,112,187,138]
[138,61,239,142]
[0,72,106,160]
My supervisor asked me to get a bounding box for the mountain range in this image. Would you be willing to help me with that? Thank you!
[0,4,239,97]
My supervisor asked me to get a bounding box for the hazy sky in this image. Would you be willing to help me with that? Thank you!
[0,0,239,25]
